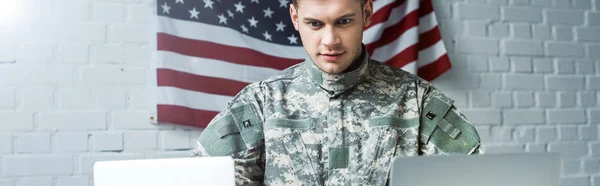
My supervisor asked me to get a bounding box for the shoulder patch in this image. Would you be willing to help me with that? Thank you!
[421,95,454,142]
[198,103,264,156]
[422,95,480,154]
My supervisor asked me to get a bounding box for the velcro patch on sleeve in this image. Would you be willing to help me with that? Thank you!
[230,103,264,148]
[422,96,454,142]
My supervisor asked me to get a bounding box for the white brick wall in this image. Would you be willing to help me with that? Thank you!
[0,0,597,186]
[53,132,89,153]
[0,0,198,184]
[431,1,600,186]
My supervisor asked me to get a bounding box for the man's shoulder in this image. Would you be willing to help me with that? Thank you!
[260,62,305,84]
[236,62,305,95]
[368,59,431,87]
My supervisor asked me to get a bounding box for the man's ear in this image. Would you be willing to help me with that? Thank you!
[290,4,299,31]
[363,0,373,27]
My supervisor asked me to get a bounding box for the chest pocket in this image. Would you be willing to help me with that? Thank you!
[263,118,320,186]
[352,116,419,185]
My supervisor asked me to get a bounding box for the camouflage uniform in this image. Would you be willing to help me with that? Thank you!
[191,49,483,186]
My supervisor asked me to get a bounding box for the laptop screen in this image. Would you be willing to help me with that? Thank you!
[389,153,560,186]
[93,156,235,186]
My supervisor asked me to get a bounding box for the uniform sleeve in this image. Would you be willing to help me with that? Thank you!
[417,84,484,156]
[190,83,266,186]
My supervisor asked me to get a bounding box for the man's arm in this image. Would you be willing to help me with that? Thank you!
[190,84,266,185]
[417,84,483,155]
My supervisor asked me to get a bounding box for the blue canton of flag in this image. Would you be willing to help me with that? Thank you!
[158,0,302,46]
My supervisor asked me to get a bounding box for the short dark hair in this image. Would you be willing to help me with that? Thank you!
[292,0,367,8]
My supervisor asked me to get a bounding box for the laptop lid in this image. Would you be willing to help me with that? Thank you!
[389,153,561,186]
[93,156,235,186]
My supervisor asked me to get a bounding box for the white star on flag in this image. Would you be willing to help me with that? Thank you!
[287,34,298,44]
[161,2,171,14]
[240,25,249,33]
[279,0,288,8]
[189,7,199,19]
[227,10,234,18]
[248,17,258,27]
[203,0,214,9]
[276,21,286,32]
[218,14,227,24]
[263,8,274,18]
[234,1,245,13]
[263,31,272,41]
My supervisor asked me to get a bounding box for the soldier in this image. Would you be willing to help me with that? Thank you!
[191,0,483,185]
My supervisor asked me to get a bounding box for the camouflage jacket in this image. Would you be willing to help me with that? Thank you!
[191,52,483,186]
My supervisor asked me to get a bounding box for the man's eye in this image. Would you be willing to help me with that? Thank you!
[308,22,322,27]
[338,19,351,25]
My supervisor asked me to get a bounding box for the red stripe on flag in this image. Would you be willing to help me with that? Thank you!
[385,44,418,68]
[418,26,442,50]
[157,68,248,97]
[157,104,218,128]
[366,0,407,29]
[419,0,434,16]
[157,33,303,70]
[365,10,419,55]
[417,54,452,81]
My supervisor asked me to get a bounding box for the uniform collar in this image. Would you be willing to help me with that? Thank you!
[304,47,370,96]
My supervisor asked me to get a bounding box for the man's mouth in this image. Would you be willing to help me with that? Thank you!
[319,52,345,61]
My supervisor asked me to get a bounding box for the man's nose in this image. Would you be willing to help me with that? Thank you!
[321,27,341,47]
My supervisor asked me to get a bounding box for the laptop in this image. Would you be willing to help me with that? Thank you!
[389,153,561,186]
[93,156,235,186]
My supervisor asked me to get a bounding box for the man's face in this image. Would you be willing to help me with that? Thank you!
[290,0,372,74]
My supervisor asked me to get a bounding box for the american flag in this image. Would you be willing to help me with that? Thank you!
[155,0,452,128]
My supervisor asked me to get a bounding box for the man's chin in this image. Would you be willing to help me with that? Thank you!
[318,64,345,74]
